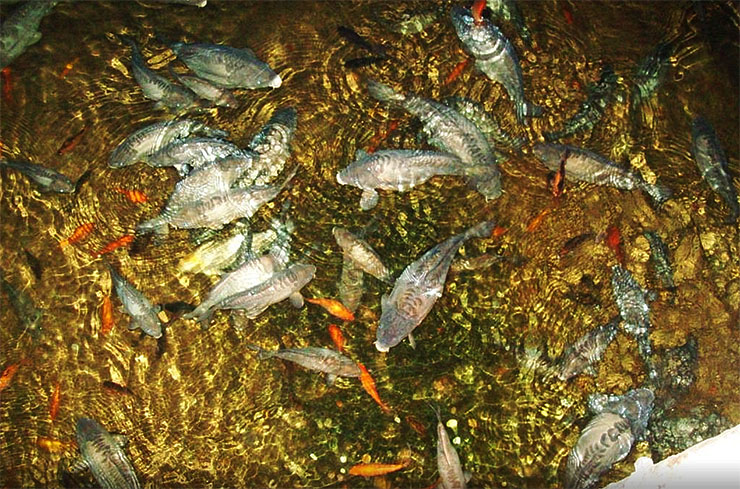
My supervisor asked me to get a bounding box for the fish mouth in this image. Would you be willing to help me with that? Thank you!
[373,340,390,353]
[268,73,282,88]
[336,172,347,185]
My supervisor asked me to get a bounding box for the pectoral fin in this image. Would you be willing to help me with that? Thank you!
[360,189,379,210]
[289,292,304,308]
[326,373,337,386]
[408,332,416,349]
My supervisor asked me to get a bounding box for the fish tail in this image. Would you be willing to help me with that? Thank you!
[517,99,543,126]
[642,181,672,207]
[466,167,502,200]
[246,344,272,360]
[465,219,497,239]
[366,79,405,105]
[136,216,167,235]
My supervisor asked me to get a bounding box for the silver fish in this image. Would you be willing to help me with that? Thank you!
[169,41,281,89]
[337,149,498,210]
[691,116,739,223]
[558,316,619,381]
[375,220,495,352]
[563,412,634,489]
[109,119,228,168]
[108,265,162,339]
[443,95,526,149]
[0,0,58,69]
[450,5,542,126]
[218,262,316,319]
[588,388,654,440]
[147,137,243,174]
[1,272,43,338]
[631,42,673,113]
[248,345,361,384]
[169,66,238,108]
[643,231,675,290]
[178,223,251,277]
[0,159,74,193]
[236,107,298,187]
[72,417,140,489]
[434,407,467,489]
[367,80,502,199]
[532,143,672,206]
[333,227,391,282]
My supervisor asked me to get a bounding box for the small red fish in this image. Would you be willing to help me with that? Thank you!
[472,0,487,24]
[306,297,355,321]
[100,295,114,336]
[102,381,134,396]
[1,67,13,105]
[57,126,87,155]
[605,224,625,265]
[0,363,20,393]
[526,207,550,232]
[559,232,595,257]
[349,461,408,477]
[59,57,80,79]
[551,161,566,198]
[357,362,391,414]
[92,234,134,258]
[562,4,574,25]
[59,222,95,248]
[491,225,507,239]
[37,437,76,453]
[114,187,149,204]
[328,324,346,352]
[49,381,61,421]
[444,58,470,86]
[405,414,428,437]
[366,120,400,153]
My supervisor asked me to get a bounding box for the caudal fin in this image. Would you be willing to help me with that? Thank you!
[465,219,497,239]
[642,181,672,207]
[516,99,544,126]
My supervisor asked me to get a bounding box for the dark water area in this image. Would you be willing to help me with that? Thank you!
[0,1,738,488]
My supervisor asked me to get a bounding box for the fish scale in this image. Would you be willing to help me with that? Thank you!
[74,417,140,489]
[558,316,619,381]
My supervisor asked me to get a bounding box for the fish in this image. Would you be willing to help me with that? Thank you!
[108,265,162,339]
[349,462,407,477]
[604,224,624,265]
[450,252,504,274]
[0,0,59,69]
[338,257,365,313]
[109,119,228,168]
[526,206,550,232]
[337,25,387,57]
[434,407,467,489]
[532,143,672,206]
[238,106,298,188]
[643,231,675,290]
[551,155,567,197]
[73,168,92,194]
[357,362,391,413]
[558,316,619,381]
[630,42,673,115]
[0,363,20,393]
[559,233,594,257]
[306,297,355,321]
[1,273,43,338]
[70,417,141,489]
[100,295,115,336]
[1,67,12,104]
[168,66,238,108]
[167,39,281,89]
[587,388,654,440]
[218,262,316,319]
[327,324,346,352]
[487,0,532,47]
[471,0,486,24]
[226,212,294,274]
[101,381,134,397]
[23,248,42,280]
[49,381,61,420]
[442,95,526,149]
[57,126,87,155]
[92,235,134,258]
[563,412,635,489]
[0,159,75,193]
[367,81,502,199]
[405,414,428,437]
[450,5,542,125]
[114,188,148,204]
[337,149,499,210]
[388,9,438,35]
[343,56,387,69]
[375,220,495,352]
[248,344,361,385]
[118,35,197,112]
[443,58,470,86]
[37,437,75,453]
[691,116,739,223]
[178,222,252,277]
[147,137,242,174]
[333,227,391,282]
[544,66,619,141]
[59,56,79,79]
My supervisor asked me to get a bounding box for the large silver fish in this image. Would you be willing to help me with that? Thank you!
[0,0,58,69]
[248,345,361,384]
[70,417,140,489]
[450,5,542,126]
[109,119,228,168]
[237,106,298,187]
[691,116,739,223]
[375,220,495,352]
[0,159,74,193]
[367,80,502,199]
[333,227,391,282]
[435,408,467,489]
[108,265,162,339]
[588,388,654,440]
[558,316,619,381]
[168,40,281,89]
[147,137,243,174]
[532,143,672,206]
[337,149,498,210]
[169,66,238,108]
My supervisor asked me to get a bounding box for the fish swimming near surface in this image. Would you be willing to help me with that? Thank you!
[434,406,467,489]
[108,265,162,339]
[168,65,238,108]
[337,25,388,57]
[558,316,619,381]
[146,137,243,175]
[67,417,140,489]
[1,272,43,338]
[0,0,59,69]
[333,227,391,282]
[0,159,75,193]
[305,297,355,321]
[643,231,675,290]
[178,221,253,277]
[450,5,542,125]
[375,220,495,352]
[327,324,346,352]
[348,462,407,477]
[691,116,739,223]
[109,119,228,168]
[57,126,88,155]
[532,143,672,206]
[587,387,654,440]
[248,344,361,385]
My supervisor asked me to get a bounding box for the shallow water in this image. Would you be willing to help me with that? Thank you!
[0,1,738,488]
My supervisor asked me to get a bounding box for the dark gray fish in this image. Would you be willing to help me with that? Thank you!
[544,66,620,142]
[343,56,387,69]
[108,265,162,339]
[532,143,672,206]
[23,249,42,280]
[558,316,619,381]
[168,66,238,108]
[237,106,298,187]
[630,42,673,114]
[147,137,242,174]
[691,116,739,223]
[0,272,43,338]
[434,407,467,489]
[443,95,526,149]
[109,119,228,168]
[375,220,495,352]
[450,6,542,125]
[0,159,74,193]
[588,388,654,440]
[337,25,387,57]
[248,344,361,384]
[168,40,281,89]
[643,231,675,290]
[337,257,364,313]
[367,80,502,199]
[72,417,140,489]
[333,227,391,282]
[487,0,532,47]
[563,412,634,489]
[118,35,197,112]
[0,0,58,69]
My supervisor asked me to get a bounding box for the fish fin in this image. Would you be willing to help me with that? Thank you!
[584,365,598,376]
[642,182,672,207]
[112,434,129,448]
[127,320,138,331]
[229,310,249,332]
[247,344,273,360]
[360,189,379,210]
[326,373,337,386]
[408,332,416,349]
[464,470,473,483]
[465,219,497,239]
[136,217,169,236]
[366,79,405,104]
[174,163,191,177]
[355,149,368,160]
[467,170,503,200]
[65,457,89,474]
[289,292,304,308]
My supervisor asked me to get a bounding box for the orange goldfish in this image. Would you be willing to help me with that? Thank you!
[0,363,20,392]
[357,362,391,414]
[405,414,428,437]
[526,207,550,232]
[37,437,76,453]
[59,57,80,79]
[92,234,134,258]
[349,462,408,477]
[59,222,95,248]
[562,4,575,25]
[57,126,87,155]
[306,297,355,321]
[551,159,566,198]
[472,0,487,24]
[605,224,624,265]
[328,324,346,352]
[491,225,507,239]
[444,58,470,86]
[100,295,114,336]
[49,381,61,421]
[1,67,12,104]
[114,188,148,204]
